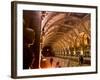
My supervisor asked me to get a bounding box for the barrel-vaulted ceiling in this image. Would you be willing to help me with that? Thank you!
[41,11,90,52]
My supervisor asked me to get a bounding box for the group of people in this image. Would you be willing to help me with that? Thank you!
[50,58,61,68]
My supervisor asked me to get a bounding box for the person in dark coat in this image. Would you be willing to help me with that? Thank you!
[50,58,53,67]
[56,61,61,68]
[79,54,84,65]
[23,27,35,69]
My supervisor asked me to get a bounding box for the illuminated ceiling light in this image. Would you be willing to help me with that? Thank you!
[42,58,47,61]
[79,32,85,36]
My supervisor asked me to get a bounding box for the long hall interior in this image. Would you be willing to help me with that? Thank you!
[23,10,91,69]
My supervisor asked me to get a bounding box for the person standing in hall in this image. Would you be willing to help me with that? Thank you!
[50,58,53,67]
[79,54,84,65]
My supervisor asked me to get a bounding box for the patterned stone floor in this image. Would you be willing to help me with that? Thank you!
[40,56,90,69]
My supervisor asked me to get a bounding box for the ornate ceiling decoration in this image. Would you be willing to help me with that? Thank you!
[41,12,90,54]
